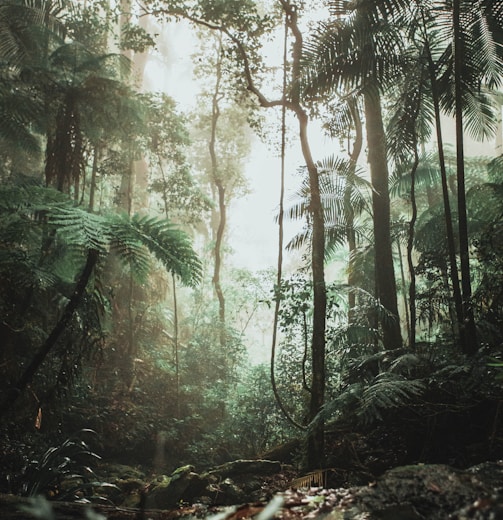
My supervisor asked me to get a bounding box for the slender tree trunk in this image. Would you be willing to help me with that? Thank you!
[453,0,478,355]
[346,98,363,323]
[0,249,99,416]
[424,38,464,347]
[172,274,180,418]
[283,2,326,468]
[407,147,419,348]
[363,90,402,350]
[209,39,226,349]
[300,110,326,470]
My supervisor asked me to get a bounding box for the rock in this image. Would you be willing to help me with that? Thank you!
[146,465,208,509]
[200,460,284,506]
[345,461,503,519]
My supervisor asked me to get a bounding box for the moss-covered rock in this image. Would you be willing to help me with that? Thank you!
[146,465,208,509]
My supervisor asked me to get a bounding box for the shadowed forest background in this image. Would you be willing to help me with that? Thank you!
[1,0,503,513]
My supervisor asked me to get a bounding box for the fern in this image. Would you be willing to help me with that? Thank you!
[110,213,202,287]
[358,372,425,424]
[49,206,109,254]
[0,184,202,410]
[310,382,364,429]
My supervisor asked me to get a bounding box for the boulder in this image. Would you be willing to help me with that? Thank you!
[146,465,209,509]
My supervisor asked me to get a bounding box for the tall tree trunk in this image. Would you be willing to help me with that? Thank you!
[363,90,402,350]
[299,110,326,470]
[423,28,464,347]
[407,147,419,348]
[346,98,363,323]
[453,0,478,355]
[172,274,180,418]
[209,39,226,349]
[285,2,326,469]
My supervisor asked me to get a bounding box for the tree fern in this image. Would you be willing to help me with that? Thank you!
[110,213,202,287]
[0,184,201,413]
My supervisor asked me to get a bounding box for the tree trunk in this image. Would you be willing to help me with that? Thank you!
[209,38,226,349]
[301,110,326,470]
[89,143,99,212]
[427,51,464,347]
[406,147,419,348]
[346,98,363,323]
[453,0,478,355]
[363,90,402,350]
[0,249,99,417]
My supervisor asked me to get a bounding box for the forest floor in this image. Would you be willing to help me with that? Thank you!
[1,460,503,519]
[2,408,503,519]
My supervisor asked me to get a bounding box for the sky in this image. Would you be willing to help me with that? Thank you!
[144,16,337,273]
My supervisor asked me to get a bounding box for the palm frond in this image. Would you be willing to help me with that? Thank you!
[386,47,432,164]
[414,202,456,255]
[0,0,65,68]
[302,7,410,99]
[389,152,445,198]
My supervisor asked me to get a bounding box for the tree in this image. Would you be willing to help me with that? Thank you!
[386,0,503,351]
[191,31,251,350]
[450,0,502,354]
[0,184,201,416]
[283,154,372,323]
[146,0,328,468]
[302,0,408,349]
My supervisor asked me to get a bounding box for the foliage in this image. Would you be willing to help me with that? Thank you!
[1,0,503,485]
[0,182,201,419]
[18,429,116,502]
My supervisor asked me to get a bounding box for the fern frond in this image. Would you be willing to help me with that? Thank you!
[358,373,425,424]
[389,352,424,375]
[114,214,202,287]
[48,206,108,254]
[310,382,364,428]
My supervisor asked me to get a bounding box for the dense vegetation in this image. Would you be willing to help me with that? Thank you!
[0,0,502,508]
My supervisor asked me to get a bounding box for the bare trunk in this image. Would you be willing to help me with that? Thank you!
[363,91,402,350]
[453,0,478,355]
[407,147,419,348]
[209,39,226,349]
[347,99,363,323]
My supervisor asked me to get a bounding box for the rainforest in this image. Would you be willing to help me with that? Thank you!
[1,0,503,518]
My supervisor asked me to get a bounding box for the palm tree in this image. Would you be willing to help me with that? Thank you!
[302,0,410,350]
[389,0,503,352]
[284,154,372,323]
[449,0,502,354]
